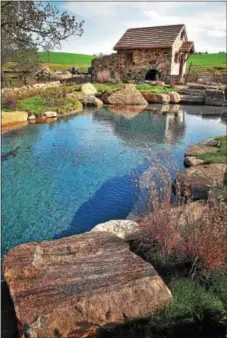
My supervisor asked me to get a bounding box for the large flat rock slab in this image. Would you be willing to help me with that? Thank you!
[4,232,172,338]
[2,111,28,127]
[173,164,227,200]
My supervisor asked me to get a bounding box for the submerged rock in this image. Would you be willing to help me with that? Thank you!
[108,84,148,106]
[1,146,20,161]
[91,220,139,239]
[173,164,227,200]
[4,232,172,338]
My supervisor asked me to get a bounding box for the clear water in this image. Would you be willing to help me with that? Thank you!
[2,105,226,255]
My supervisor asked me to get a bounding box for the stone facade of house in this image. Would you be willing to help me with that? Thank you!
[92,25,194,84]
[92,49,173,83]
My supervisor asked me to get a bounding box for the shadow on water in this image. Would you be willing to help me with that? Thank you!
[1,146,20,161]
[54,156,179,239]
[54,167,143,239]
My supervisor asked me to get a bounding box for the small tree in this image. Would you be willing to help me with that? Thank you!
[1,1,84,66]
[43,42,55,63]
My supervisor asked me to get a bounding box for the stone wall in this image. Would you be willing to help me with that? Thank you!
[205,89,227,106]
[186,73,227,85]
[92,49,173,83]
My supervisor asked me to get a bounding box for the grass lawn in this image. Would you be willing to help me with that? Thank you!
[198,136,227,164]
[187,53,227,74]
[93,83,178,94]
[39,52,95,72]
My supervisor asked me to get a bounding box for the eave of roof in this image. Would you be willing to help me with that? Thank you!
[179,41,195,53]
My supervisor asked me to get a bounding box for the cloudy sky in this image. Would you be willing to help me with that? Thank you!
[55,1,226,55]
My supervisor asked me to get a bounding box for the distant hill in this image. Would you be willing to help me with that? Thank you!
[39,51,96,72]
[187,53,226,73]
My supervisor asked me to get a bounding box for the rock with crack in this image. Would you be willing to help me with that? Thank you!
[108,84,148,106]
[3,232,172,338]
[173,164,227,200]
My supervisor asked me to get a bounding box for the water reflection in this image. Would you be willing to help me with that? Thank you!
[93,104,186,145]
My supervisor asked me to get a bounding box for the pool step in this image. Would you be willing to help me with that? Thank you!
[180,95,205,104]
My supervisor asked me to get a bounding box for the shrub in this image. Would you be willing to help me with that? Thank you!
[97,70,111,83]
[2,92,17,109]
[135,164,227,279]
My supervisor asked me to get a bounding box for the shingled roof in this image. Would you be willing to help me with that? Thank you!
[114,24,185,50]
[179,41,195,53]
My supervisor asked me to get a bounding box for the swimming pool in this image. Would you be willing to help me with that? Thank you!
[2,105,226,255]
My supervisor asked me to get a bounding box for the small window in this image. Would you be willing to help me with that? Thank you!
[180,31,184,40]
[126,52,134,65]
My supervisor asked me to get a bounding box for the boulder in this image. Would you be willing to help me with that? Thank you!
[83,95,103,108]
[185,144,219,157]
[141,92,170,104]
[198,137,221,147]
[184,156,205,167]
[81,83,97,96]
[101,91,112,104]
[44,111,58,118]
[28,114,36,121]
[142,201,207,230]
[108,84,148,106]
[91,220,139,239]
[168,92,181,103]
[2,111,28,126]
[173,164,227,200]
[3,232,172,338]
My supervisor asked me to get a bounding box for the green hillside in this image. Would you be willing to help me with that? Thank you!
[39,51,96,71]
[187,53,226,74]
[187,53,226,67]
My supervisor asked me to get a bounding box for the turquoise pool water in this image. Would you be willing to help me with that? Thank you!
[2,105,226,255]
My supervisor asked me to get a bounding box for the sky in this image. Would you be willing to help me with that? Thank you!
[54,1,226,55]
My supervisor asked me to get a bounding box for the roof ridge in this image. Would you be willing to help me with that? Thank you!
[127,24,185,31]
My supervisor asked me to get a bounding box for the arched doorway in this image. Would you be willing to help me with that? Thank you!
[145,68,161,81]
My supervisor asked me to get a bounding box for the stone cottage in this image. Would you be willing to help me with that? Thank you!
[92,24,195,83]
